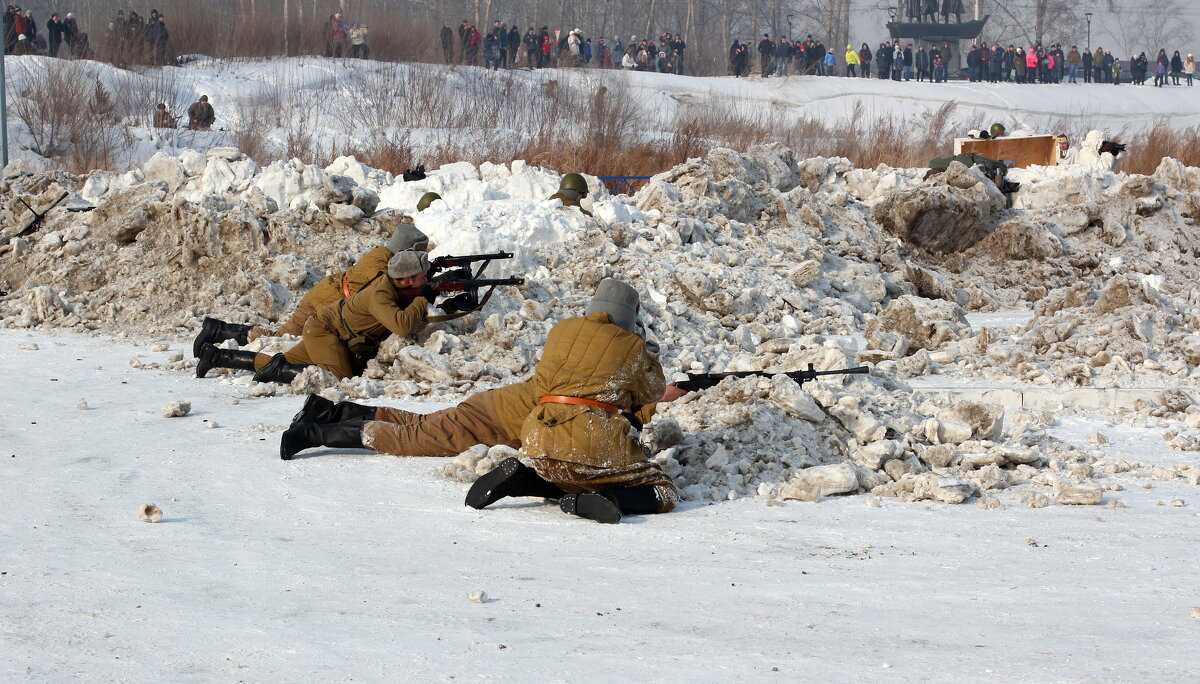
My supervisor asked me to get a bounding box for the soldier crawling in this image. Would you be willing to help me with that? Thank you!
[196,250,432,383]
[282,279,683,523]
[191,192,441,355]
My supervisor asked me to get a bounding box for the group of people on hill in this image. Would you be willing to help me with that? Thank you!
[325,12,370,59]
[100,8,170,65]
[958,43,1194,86]
[3,5,90,58]
[729,34,834,77]
[440,21,688,74]
[736,33,1196,86]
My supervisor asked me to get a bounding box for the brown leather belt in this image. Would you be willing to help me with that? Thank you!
[341,275,352,298]
[539,395,620,413]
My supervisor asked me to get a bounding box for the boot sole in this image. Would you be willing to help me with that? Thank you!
[572,493,622,524]
[279,423,316,460]
[465,457,523,510]
[192,318,220,358]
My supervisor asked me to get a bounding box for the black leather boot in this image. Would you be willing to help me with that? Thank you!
[605,485,662,515]
[192,317,252,358]
[560,486,662,523]
[280,422,365,460]
[465,457,564,509]
[196,344,258,378]
[252,353,309,384]
[559,492,622,524]
[290,394,377,426]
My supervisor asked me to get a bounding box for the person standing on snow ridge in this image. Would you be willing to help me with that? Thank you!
[507,26,521,68]
[440,23,454,63]
[328,13,348,57]
[349,21,369,59]
[46,12,63,56]
[757,33,773,77]
[844,44,859,77]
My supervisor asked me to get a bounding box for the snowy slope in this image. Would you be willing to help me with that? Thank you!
[3,330,1199,681]
[5,55,1200,172]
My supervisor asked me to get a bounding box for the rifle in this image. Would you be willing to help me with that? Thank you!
[429,251,514,275]
[675,363,870,393]
[15,191,69,238]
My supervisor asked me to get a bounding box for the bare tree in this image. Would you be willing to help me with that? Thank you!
[1101,0,1190,57]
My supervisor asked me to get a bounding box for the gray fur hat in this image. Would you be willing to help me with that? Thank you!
[387,250,430,279]
[386,223,429,253]
[585,278,640,333]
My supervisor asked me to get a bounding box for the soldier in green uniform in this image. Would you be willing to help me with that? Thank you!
[548,173,593,217]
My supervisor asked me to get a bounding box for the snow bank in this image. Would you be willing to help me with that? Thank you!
[4,141,1200,507]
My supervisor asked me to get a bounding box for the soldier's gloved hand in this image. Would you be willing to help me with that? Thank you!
[418,284,438,301]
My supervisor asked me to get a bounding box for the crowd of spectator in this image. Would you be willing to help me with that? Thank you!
[4,4,92,58]
[9,6,1196,90]
[745,33,1195,87]
[439,21,688,74]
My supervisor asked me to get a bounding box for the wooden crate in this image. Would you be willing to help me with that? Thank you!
[953,135,1057,168]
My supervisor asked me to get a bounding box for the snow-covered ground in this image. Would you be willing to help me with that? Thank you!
[3,329,1199,681]
[5,55,1200,172]
[4,56,1200,680]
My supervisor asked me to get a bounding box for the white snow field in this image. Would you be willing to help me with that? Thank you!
[2,330,1198,681]
[4,56,1200,681]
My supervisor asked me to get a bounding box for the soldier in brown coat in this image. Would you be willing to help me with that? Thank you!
[196,250,432,384]
[191,205,435,357]
[152,103,176,128]
[282,279,680,523]
[186,95,215,130]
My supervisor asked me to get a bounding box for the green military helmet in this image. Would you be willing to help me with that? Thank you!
[416,192,442,212]
[559,173,590,195]
[988,122,1006,138]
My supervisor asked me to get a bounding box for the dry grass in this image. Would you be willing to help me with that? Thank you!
[212,69,1200,181]
[1116,120,1200,173]
[9,60,131,173]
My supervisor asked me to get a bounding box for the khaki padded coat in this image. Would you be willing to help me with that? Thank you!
[517,312,664,468]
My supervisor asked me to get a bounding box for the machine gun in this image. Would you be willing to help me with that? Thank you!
[675,363,870,393]
[1099,140,1126,157]
[429,251,514,276]
[421,251,524,318]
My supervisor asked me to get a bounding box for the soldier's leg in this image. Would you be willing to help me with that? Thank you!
[361,391,515,456]
[286,319,354,378]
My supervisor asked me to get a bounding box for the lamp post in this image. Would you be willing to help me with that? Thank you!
[1085,12,1093,52]
[1,49,8,168]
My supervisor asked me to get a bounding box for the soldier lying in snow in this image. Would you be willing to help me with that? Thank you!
[191,192,440,356]
[196,250,432,383]
[281,279,685,524]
